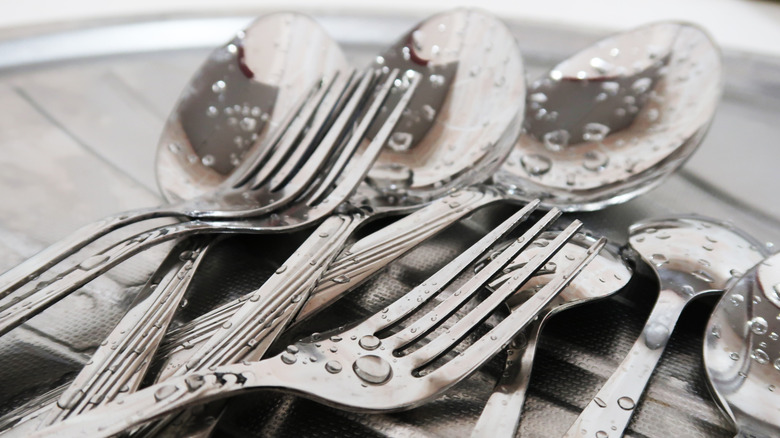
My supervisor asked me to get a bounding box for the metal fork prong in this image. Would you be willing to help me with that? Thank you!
[362,201,541,334]
[382,208,563,351]
[403,220,584,370]
[228,77,324,189]
[174,217,357,374]
[267,67,378,193]
[430,238,606,384]
[262,68,363,191]
[305,68,402,205]
[246,70,346,189]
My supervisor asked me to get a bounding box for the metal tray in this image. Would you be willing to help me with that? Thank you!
[0,12,778,437]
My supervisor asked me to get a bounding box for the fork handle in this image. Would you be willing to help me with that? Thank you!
[19,362,275,438]
[471,319,542,438]
[0,218,222,337]
[562,289,688,438]
[0,205,178,299]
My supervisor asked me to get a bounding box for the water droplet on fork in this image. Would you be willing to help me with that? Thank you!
[78,254,110,270]
[617,396,635,410]
[353,355,392,384]
[359,335,381,350]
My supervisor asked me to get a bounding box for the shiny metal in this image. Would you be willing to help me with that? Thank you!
[0,64,409,337]
[277,21,724,321]
[564,216,769,438]
[704,252,780,438]
[18,206,606,438]
[145,7,526,379]
[0,12,350,299]
[498,21,722,211]
[471,232,632,437]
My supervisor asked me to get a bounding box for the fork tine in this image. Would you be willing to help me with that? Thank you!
[430,237,606,380]
[402,220,584,370]
[265,67,382,193]
[306,70,419,207]
[381,208,563,352]
[227,77,325,189]
[247,69,354,189]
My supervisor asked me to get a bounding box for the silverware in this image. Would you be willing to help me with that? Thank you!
[0,12,349,297]
[471,231,632,437]
[564,216,768,438]
[704,251,780,438]
[0,57,410,337]
[18,205,606,438]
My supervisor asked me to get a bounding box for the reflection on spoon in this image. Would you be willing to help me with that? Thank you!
[704,252,780,438]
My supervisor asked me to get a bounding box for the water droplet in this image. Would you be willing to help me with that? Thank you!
[730,294,745,306]
[202,155,215,167]
[276,265,287,274]
[594,397,607,408]
[359,335,381,350]
[711,325,721,339]
[751,317,768,335]
[769,332,778,341]
[530,92,547,103]
[239,117,257,132]
[601,81,620,95]
[325,360,343,374]
[774,358,780,371]
[429,74,445,88]
[595,431,609,438]
[212,80,226,93]
[582,123,610,142]
[692,270,714,283]
[631,77,652,94]
[388,132,413,152]
[650,253,668,266]
[154,385,177,401]
[78,254,110,270]
[353,355,392,384]
[421,104,436,121]
[617,396,635,410]
[590,57,614,74]
[184,375,205,391]
[521,154,552,176]
[729,352,740,361]
[583,150,609,171]
[281,353,297,364]
[542,129,570,151]
[752,348,770,365]
[332,275,350,284]
[644,323,669,349]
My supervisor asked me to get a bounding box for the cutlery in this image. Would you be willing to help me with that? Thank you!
[704,251,780,438]
[17,205,606,438]
[471,231,631,437]
[0,12,349,297]
[564,216,768,438]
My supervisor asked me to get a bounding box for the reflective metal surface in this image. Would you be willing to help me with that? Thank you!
[564,216,769,438]
[704,252,780,438]
[20,206,604,437]
[497,21,722,211]
[0,12,778,438]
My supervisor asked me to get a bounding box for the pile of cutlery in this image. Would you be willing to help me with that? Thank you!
[0,8,776,438]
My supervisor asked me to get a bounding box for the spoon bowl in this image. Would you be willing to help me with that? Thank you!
[564,216,768,438]
[704,251,780,438]
[496,21,722,211]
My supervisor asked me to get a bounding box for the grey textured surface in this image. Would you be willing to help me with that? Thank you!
[0,13,778,437]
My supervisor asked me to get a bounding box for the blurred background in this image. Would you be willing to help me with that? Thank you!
[2,0,780,56]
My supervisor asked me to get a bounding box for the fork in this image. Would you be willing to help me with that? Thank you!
[17,206,606,438]
[0,67,418,337]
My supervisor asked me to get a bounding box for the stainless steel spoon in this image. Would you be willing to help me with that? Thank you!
[150,19,723,364]
[564,216,769,438]
[704,251,780,438]
[297,20,723,317]
[0,12,349,296]
[471,231,632,437]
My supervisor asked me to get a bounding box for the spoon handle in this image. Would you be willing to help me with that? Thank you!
[0,205,177,299]
[472,319,542,438]
[563,288,688,438]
